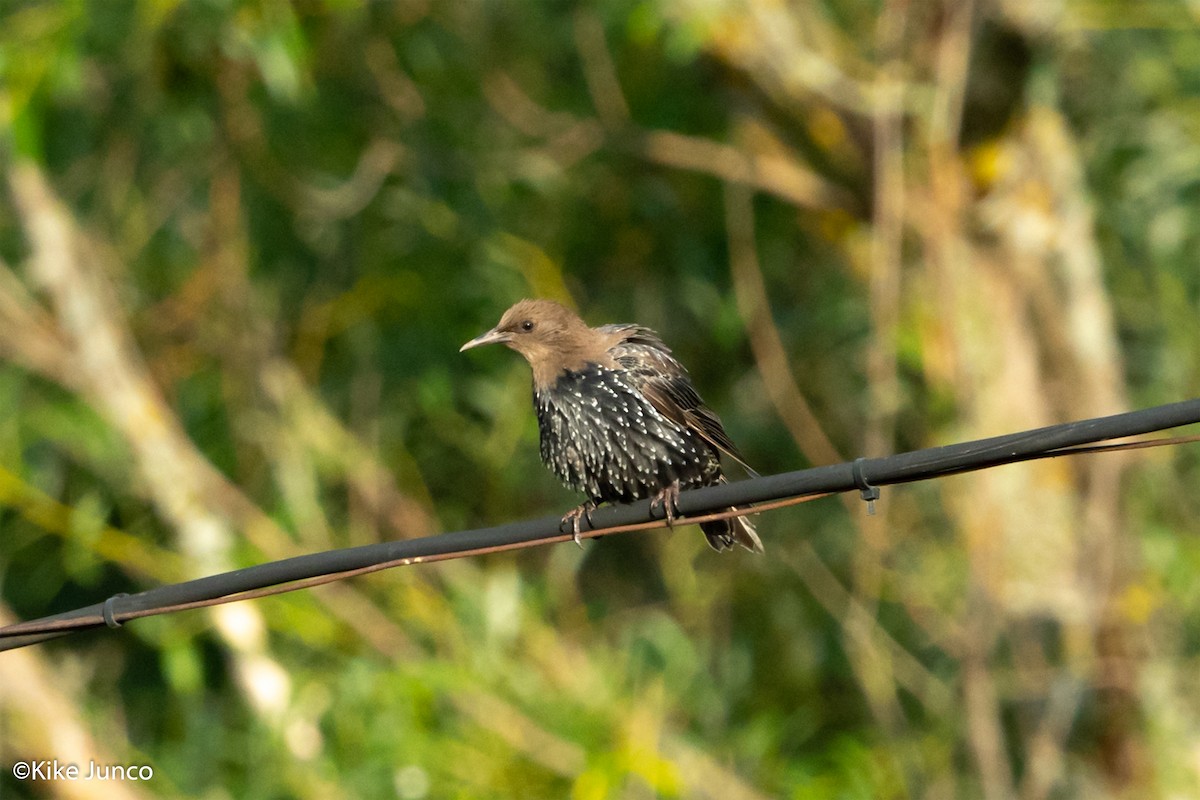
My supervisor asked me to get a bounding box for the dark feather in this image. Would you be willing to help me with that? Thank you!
[603,324,757,476]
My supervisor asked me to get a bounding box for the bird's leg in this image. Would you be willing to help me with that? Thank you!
[650,480,682,527]
[561,499,599,547]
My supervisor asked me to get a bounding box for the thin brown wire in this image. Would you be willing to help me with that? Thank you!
[5,432,1196,637]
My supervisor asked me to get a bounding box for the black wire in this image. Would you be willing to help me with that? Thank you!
[3,397,1199,652]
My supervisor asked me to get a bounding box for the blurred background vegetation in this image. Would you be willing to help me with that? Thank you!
[1,0,1199,798]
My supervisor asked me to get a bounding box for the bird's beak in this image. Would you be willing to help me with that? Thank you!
[460,327,512,352]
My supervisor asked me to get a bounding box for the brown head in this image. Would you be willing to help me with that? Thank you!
[461,299,615,386]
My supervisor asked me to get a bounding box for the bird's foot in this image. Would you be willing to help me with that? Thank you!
[650,480,682,527]
[561,500,598,547]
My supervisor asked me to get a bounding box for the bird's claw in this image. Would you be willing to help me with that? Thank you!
[561,500,598,548]
[650,481,682,527]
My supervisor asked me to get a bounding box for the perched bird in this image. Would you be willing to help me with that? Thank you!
[461,299,763,553]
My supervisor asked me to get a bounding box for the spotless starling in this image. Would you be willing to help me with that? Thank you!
[461,299,763,553]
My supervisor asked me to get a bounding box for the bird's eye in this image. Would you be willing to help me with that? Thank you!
[520,320,535,332]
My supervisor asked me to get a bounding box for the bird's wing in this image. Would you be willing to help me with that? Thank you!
[602,325,758,476]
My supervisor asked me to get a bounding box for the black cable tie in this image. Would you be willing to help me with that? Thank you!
[852,457,880,515]
[102,593,129,629]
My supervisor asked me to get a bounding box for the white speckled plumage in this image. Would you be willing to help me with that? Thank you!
[535,365,719,504]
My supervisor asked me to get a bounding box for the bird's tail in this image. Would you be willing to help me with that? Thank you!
[701,514,763,554]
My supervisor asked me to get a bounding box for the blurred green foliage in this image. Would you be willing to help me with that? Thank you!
[0,1,1199,799]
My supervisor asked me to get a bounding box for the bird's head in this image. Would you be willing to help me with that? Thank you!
[461,299,606,383]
